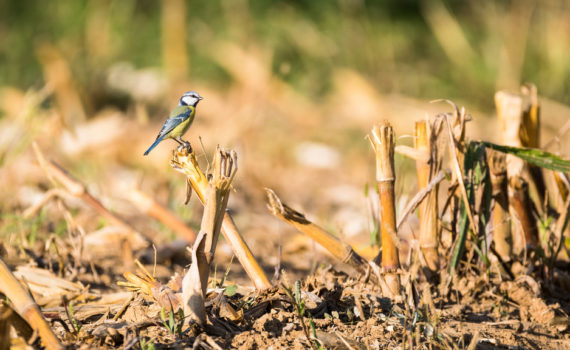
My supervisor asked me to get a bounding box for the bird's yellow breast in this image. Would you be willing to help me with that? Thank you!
[167,106,195,139]
[168,116,192,138]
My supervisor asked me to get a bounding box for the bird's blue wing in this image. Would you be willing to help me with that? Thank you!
[155,107,193,140]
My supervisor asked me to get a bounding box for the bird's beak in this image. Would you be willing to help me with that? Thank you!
[198,96,204,100]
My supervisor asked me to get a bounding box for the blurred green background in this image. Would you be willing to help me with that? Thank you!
[1,0,569,114]
[1,0,569,250]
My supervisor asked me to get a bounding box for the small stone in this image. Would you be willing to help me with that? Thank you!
[282,323,295,332]
[353,306,361,319]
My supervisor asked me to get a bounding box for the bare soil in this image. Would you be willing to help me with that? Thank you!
[6,240,568,349]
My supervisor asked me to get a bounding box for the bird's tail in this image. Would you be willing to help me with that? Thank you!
[143,137,164,156]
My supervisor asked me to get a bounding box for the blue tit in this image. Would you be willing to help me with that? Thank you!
[144,91,203,156]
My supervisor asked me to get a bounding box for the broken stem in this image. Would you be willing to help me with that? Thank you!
[0,258,63,350]
[488,150,512,261]
[170,144,271,290]
[370,122,400,296]
[183,148,237,325]
[265,189,369,276]
[414,120,440,275]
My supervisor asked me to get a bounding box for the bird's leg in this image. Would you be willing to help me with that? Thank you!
[175,136,192,152]
[176,136,191,147]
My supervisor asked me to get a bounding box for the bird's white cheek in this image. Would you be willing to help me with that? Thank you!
[182,97,196,105]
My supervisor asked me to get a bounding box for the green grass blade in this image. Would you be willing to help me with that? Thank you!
[481,142,570,172]
[449,205,468,275]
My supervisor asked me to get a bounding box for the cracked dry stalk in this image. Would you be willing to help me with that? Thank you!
[0,258,63,350]
[520,83,540,150]
[495,90,539,252]
[170,144,271,290]
[520,84,547,205]
[448,104,468,241]
[510,177,538,250]
[183,148,236,325]
[370,122,400,296]
[431,101,468,243]
[184,231,208,325]
[265,189,369,276]
[203,148,236,264]
[414,120,441,276]
[488,150,512,262]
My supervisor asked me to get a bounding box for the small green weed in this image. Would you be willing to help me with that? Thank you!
[160,307,184,336]
[139,338,156,350]
[282,281,324,350]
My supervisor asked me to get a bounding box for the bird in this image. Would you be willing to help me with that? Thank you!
[144,91,203,156]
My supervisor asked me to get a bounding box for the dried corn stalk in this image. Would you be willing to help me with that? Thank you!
[509,177,538,250]
[182,148,237,325]
[432,101,468,243]
[488,150,512,261]
[170,144,271,290]
[370,122,400,296]
[265,189,369,275]
[0,258,63,350]
[495,90,540,252]
[414,118,443,276]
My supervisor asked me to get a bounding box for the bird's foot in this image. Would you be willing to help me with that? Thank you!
[175,139,192,154]
[176,137,191,148]
[175,137,191,146]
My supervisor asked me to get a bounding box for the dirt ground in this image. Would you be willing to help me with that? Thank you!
[4,230,569,349]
